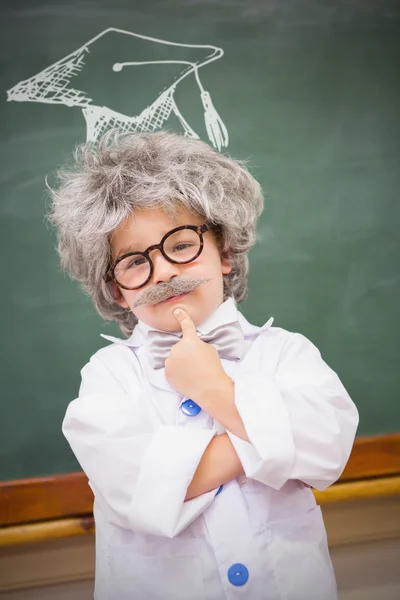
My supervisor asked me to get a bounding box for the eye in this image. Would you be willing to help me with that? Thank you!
[173,243,195,252]
[125,255,147,269]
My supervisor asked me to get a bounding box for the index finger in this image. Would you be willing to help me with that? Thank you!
[174,309,198,339]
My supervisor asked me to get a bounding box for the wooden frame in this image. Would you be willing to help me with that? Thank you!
[1,433,399,537]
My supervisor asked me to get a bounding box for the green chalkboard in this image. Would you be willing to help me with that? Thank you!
[1,0,399,481]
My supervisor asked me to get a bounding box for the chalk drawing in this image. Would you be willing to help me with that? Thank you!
[7,27,228,150]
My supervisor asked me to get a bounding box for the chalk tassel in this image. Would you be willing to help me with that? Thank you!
[201,91,229,151]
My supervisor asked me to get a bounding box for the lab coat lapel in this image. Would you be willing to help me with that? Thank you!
[101,329,174,393]
[143,356,175,394]
[236,316,275,374]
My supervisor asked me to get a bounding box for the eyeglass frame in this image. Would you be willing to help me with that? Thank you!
[103,223,211,290]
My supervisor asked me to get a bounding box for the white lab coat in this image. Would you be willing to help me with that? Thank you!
[63,298,359,600]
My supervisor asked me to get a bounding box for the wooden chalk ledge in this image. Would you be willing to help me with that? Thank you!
[1,475,399,547]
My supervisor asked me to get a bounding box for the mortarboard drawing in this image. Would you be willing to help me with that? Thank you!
[6,27,228,150]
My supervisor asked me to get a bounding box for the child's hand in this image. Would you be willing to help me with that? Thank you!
[164,308,231,402]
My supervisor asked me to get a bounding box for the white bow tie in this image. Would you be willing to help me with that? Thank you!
[145,321,246,369]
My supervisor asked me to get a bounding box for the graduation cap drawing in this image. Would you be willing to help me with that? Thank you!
[6,27,228,150]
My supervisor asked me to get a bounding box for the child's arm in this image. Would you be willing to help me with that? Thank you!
[185,433,244,500]
[63,350,242,539]
[213,331,359,492]
[167,311,358,493]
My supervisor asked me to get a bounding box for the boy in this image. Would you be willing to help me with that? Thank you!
[50,130,359,600]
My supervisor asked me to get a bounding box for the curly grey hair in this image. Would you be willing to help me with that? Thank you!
[47,130,264,336]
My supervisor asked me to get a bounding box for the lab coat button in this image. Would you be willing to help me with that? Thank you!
[227,563,249,586]
[180,399,201,416]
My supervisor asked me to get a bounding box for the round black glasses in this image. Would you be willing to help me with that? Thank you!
[104,223,210,290]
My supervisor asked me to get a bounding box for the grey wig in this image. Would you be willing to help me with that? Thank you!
[48,130,264,336]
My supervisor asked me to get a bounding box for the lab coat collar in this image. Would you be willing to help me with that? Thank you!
[101,297,274,346]
[100,297,274,392]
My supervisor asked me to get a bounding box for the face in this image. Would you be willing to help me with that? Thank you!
[109,207,232,332]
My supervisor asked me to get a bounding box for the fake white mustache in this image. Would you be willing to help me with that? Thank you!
[132,276,212,308]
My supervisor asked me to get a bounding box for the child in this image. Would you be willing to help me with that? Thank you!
[50,130,359,600]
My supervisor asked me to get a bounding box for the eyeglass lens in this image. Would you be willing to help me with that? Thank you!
[113,228,202,289]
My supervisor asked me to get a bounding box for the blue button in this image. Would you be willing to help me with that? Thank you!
[227,563,249,587]
[180,399,201,417]
[216,485,223,496]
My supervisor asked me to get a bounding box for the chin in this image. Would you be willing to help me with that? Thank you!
[134,290,222,332]
[151,301,201,332]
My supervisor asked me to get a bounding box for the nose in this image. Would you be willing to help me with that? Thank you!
[150,249,181,284]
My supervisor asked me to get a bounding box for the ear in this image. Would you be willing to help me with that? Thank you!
[221,254,233,275]
[110,282,130,309]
